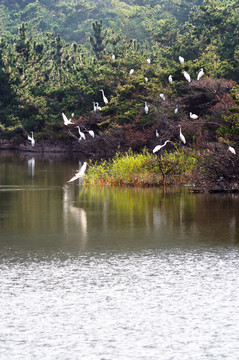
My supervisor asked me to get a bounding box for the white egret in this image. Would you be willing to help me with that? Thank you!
[145,77,149,83]
[27,132,35,147]
[71,113,75,118]
[146,58,151,64]
[112,54,115,60]
[174,106,178,114]
[67,162,87,183]
[153,140,171,153]
[183,71,191,82]
[88,130,95,138]
[160,93,165,101]
[179,125,186,144]
[62,112,74,126]
[76,126,86,140]
[96,102,102,111]
[100,89,109,105]
[168,75,173,84]
[197,68,204,80]
[129,69,134,75]
[144,102,149,114]
[93,102,97,112]
[155,129,159,138]
[179,56,184,65]
[190,112,198,119]
[228,146,236,155]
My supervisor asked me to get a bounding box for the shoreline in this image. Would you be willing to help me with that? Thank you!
[1,140,239,193]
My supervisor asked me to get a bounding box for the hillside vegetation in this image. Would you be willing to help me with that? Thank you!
[0,0,239,190]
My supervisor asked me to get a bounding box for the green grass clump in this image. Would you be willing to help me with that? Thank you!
[84,148,199,187]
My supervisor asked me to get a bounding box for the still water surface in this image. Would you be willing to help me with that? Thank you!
[0,151,239,359]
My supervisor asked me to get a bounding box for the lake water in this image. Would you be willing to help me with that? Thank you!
[0,151,239,360]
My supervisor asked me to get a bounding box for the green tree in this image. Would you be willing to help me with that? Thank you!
[90,20,107,59]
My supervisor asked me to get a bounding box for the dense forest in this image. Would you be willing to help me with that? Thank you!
[0,0,239,189]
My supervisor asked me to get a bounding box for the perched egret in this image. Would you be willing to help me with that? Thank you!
[168,75,173,84]
[228,146,236,155]
[96,102,102,111]
[160,93,166,101]
[77,126,86,140]
[179,56,184,65]
[197,68,204,81]
[153,140,171,153]
[62,113,74,126]
[190,112,198,119]
[88,130,95,138]
[179,125,186,144]
[27,132,35,147]
[183,71,191,82]
[144,102,149,114]
[129,69,134,75]
[174,106,178,114]
[155,129,159,138]
[67,162,87,183]
[145,77,149,83]
[112,54,115,60]
[93,102,97,113]
[146,58,151,64]
[100,89,109,105]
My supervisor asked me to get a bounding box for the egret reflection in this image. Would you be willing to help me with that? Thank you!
[63,184,88,247]
[28,157,35,177]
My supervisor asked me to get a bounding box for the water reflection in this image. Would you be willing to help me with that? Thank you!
[0,151,239,254]
[1,151,239,360]
[27,157,35,177]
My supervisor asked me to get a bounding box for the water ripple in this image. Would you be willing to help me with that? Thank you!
[0,249,239,359]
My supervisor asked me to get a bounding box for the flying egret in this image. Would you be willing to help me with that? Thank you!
[67,162,87,183]
[228,146,236,155]
[179,125,186,144]
[62,113,74,126]
[183,71,191,82]
[179,56,184,65]
[129,69,134,75]
[146,58,151,64]
[76,126,86,140]
[27,132,35,147]
[153,140,171,153]
[168,75,173,84]
[100,89,109,105]
[155,129,159,138]
[190,112,198,119]
[88,130,95,138]
[112,54,115,60]
[197,68,204,80]
[174,106,178,114]
[160,93,165,101]
[144,102,149,114]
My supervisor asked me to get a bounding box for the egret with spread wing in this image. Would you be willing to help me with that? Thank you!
[67,162,87,183]
[62,113,74,125]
